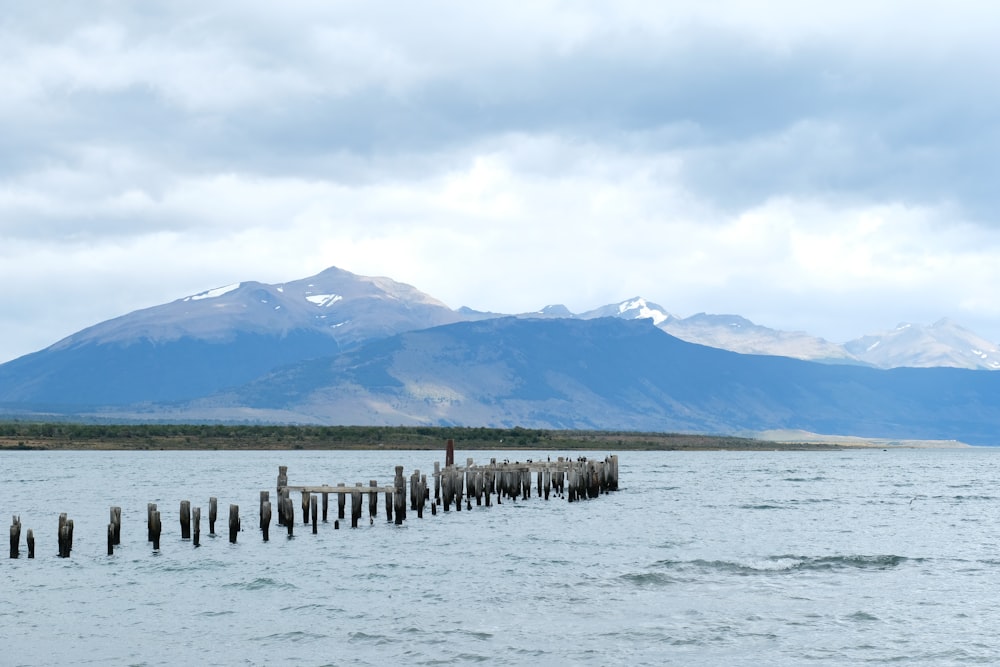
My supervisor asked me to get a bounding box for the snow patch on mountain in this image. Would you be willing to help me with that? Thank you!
[305,294,343,307]
[618,298,670,325]
[186,283,241,301]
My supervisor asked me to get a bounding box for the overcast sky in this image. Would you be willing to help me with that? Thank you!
[3,1,1000,362]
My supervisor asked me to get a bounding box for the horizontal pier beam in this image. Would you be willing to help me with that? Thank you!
[285,485,396,494]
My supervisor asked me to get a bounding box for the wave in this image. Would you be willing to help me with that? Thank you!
[223,577,298,591]
[641,554,914,578]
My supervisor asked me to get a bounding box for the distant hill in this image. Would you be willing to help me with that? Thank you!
[112,317,1000,446]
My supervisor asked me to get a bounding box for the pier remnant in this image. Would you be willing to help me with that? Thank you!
[228,505,239,544]
[10,515,20,558]
[180,500,191,539]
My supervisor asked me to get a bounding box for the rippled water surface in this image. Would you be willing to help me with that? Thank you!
[4,448,1000,666]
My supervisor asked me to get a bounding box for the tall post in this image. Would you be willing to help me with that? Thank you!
[229,504,239,544]
[180,500,191,539]
[209,497,218,535]
[393,466,406,525]
[446,439,455,467]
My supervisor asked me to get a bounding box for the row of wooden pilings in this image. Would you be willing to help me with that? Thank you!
[279,454,620,530]
[6,453,618,558]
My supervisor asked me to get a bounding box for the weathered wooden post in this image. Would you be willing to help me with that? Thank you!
[193,507,201,547]
[418,474,427,518]
[385,485,393,523]
[351,483,362,528]
[10,515,20,558]
[107,522,114,556]
[260,501,271,541]
[446,439,455,466]
[369,480,378,519]
[338,484,346,520]
[26,529,34,559]
[454,467,463,511]
[111,506,122,545]
[228,504,239,544]
[302,490,311,525]
[150,511,161,550]
[277,466,288,526]
[393,466,406,525]
[283,497,294,537]
[180,500,191,539]
[311,495,318,535]
[147,503,156,542]
[322,492,329,523]
[257,491,271,520]
[434,461,441,504]
[209,497,218,535]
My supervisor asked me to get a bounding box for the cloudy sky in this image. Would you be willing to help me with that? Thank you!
[3,1,1000,363]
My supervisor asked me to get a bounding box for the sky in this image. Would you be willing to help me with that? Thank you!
[3,1,1000,363]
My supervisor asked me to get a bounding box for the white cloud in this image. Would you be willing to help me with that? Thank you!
[2,2,1000,362]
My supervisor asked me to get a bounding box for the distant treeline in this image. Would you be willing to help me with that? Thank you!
[0,422,807,451]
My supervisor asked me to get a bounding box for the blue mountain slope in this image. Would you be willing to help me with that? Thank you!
[0,330,341,406]
[214,317,1000,444]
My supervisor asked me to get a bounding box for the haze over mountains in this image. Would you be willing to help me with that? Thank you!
[1,266,998,444]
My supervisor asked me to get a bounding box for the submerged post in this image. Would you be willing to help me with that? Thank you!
[26,529,34,559]
[311,495,318,535]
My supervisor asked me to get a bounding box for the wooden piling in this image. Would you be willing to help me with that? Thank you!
[261,501,271,542]
[10,515,21,558]
[311,495,318,534]
[446,438,455,466]
[351,483,362,528]
[434,461,440,503]
[111,506,122,545]
[369,480,378,518]
[107,523,114,556]
[150,511,161,550]
[209,497,218,535]
[322,492,329,523]
[393,466,405,525]
[338,485,346,520]
[193,507,201,547]
[180,500,191,539]
[228,504,239,544]
[302,490,311,525]
[283,497,294,537]
[26,529,34,559]
[147,503,156,542]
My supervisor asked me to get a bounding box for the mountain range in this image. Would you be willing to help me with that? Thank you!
[1,265,998,444]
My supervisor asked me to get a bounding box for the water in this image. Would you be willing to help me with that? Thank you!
[3,448,1000,666]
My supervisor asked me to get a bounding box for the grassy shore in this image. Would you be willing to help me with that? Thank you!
[0,423,849,451]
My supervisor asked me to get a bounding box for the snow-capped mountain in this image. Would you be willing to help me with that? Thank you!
[844,319,1000,371]
[60,265,460,348]
[0,266,461,405]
